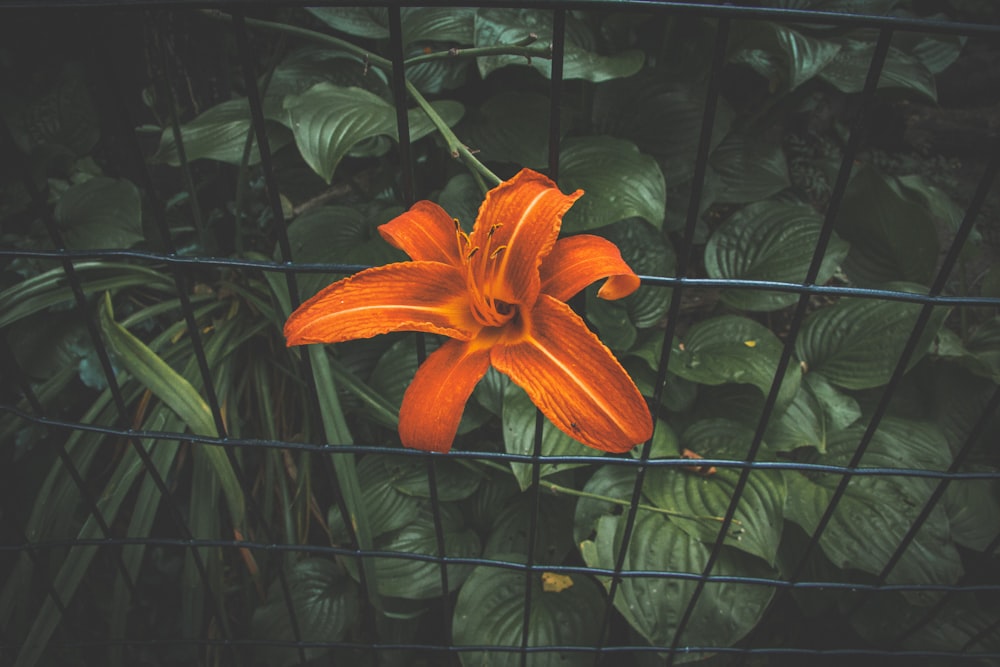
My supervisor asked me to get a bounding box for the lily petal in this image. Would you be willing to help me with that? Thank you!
[491,295,652,453]
[398,339,492,452]
[284,262,477,346]
[471,169,582,306]
[379,200,463,266]
[540,234,642,302]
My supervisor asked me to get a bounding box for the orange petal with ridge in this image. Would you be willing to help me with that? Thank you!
[379,200,463,266]
[491,295,652,453]
[540,234,641,302]
[398,339,492,453]
[284,262,477,346]
[470,169,582,306]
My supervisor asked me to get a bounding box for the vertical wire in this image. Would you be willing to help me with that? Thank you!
[842,148,1000,623]
[100,12,309,663]
[669,26,895,665]
[386,6,453,654]
[783,29,988,587]
[23,126,236,662]
[228,10,379,656]
[589,13,731,667]
[517,11,567,667]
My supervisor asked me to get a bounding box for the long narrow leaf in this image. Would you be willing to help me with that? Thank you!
[98,292,245,528]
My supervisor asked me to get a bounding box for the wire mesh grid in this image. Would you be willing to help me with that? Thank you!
[1,1,999,666]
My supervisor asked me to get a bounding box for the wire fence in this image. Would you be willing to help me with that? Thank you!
[1,1,999,666]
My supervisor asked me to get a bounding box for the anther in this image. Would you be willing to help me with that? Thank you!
[466,247,480,260]
[488,223,502,238]
[490,245,507,259]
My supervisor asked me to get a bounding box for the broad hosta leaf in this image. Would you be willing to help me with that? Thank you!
[503,382,599,491]
[307,7,389,39]
[151,98,292,166]
[328,454,421,541]
[709,132,790,204]
[265,48,391,117]
[669,315,801,409]
[802,371,861,431]
[764,384,827,453]
[794,286,948,390]
[283,83,463,182]
[559,137,666,233]
[402,7,476,45]
[729,22,842,91]
[437,173,485,230]
[900,595,1000,655]
[1,62,99,157]
[457,92,569,168]
[819,39,937,102]
[54,177,144,250]
[382,454,482,502]
[346,504,480,599]
[704,200,848,311]
[483,493,575,565]
[644,419,786,564]
[835,166,940,286]
[945,474,1000,552]
[783,418,961,599]
[581,513,775,652]
[279,204,405,303]
[250,559,358,667]
[892,30,964,74]
[585,217,674,350]
[591,79,732,187]
[474,8,643,82]
[573,465,640,547]
[98,294,245,530]
[453,557,604,667]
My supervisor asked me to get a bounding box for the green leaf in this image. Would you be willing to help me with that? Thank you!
[803,371,861,432]
[352,505,480,599]
[835,166,940,286]
[945,474,1000,552]
[280,205,405,303]
[600,218,675,328]
[709,132,790,204]
[764,384,827,453]
[892,30,964,74]
[573,465,640,547]
[819,39,937,102]
[581,512,775,651]
[559,137,666,233]
[591,79,732,188]
[97,293,245,529]
[306,7,389,39]
[453,557,605,667]
[54,177,144,250]
[795,287,948,390]
[1,62,99,157]
[266,48,392,117]
[474,9,643,82]
[437,173,485,230]
[151,98,292,166]
[705,200,848,311]
[644,419,786,564]
[457,92,568,169]
[484,494,575,565]
[382,455,482,502]
[669,315,801,409]
[328,455,422,542]
[730,22,842,91]
[402,7,476,44]
[503,382,599,491]
[783,418,961,598]
[283,83,463,183]
[251,559,359,667]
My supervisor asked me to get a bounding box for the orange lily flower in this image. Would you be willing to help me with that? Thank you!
[284,168,653,453]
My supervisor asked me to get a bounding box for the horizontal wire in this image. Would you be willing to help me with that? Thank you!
[4,247,1000,307]
[4,403,998,480]
[3,535,999,596]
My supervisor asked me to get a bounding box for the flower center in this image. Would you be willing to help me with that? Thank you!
[456,219,515,328]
